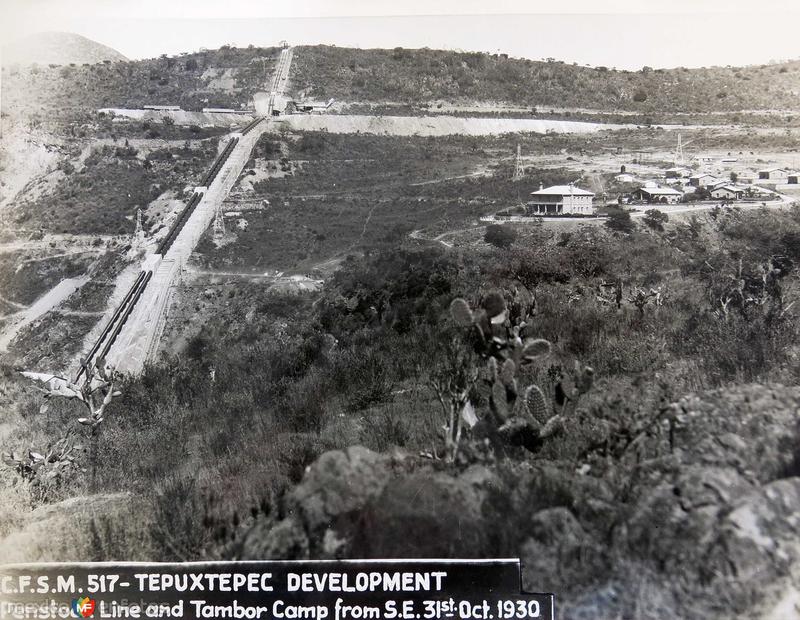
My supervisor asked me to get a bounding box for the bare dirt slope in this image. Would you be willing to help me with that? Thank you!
[277,114,629,136]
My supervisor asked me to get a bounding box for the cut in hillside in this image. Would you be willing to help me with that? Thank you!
[290,45,800,113]
[2,32,127,67]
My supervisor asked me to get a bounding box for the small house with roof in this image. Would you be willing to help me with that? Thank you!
[710,185,745,201]
[665,167,691,179]
[689,173,719,188]
[758,168,790,181]
[635,186,683,204]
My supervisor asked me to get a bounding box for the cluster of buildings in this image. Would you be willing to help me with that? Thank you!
[620,164,793,206]
[270,95,335,115]
[519,161,795,217]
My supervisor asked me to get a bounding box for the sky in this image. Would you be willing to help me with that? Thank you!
[2,0,800,70]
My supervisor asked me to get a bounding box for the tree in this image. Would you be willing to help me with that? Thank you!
[605,208,635,234]
[695,186,712,201]
[484,224,517,248]
[633,90,648,102]
[730,171,738,183]
[643,209,669,231]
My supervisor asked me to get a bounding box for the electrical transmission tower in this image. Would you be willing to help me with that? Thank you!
[513,144,525,180]
[674,134,684,166]
[134,208,144,241]
[213,207,226,241]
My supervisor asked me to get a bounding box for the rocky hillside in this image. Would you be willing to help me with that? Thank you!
[2,32,127,67]
[236,383,800,619]
[291,45,800,113]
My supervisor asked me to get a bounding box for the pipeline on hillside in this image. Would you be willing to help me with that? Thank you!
[74,270,147,382]
[241,117,264,135]
[201,137,239,188]
[154,191,203,256]
[76,133,243,380]
[98,270,153,361]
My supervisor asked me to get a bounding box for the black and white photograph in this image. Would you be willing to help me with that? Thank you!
[1,1,800,618]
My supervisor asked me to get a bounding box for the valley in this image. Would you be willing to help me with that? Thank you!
[1,35,800,620]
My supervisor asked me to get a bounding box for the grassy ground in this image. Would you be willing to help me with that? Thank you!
[194,131,579,272]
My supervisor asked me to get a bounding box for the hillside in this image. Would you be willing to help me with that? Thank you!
[4,43,800,127]
[291,45,800,114]
[0,45,280,125]
[2,32,127,67]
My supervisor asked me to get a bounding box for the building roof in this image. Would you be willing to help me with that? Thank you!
[639,186,682,195]
[712,185,743,193]
[690,173,716,180]
[530,185,594,197]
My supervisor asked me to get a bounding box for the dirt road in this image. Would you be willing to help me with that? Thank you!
[411,194,797,247]
[0,276,89,351]
[275,114,632,137]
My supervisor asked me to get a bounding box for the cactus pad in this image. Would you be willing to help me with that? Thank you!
[525,384,551,426]
[500,359,516,386]
[450,298,474,327]
[522,338,552,360]
[491,380,509,421]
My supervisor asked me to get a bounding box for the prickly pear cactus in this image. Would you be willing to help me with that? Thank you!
[449,287,593,451]
[524,384,550,427]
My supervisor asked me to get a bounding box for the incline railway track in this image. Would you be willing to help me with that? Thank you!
[267,47,292,116]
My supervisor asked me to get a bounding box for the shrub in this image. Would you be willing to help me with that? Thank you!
[605,208,636,234]
[643,209,669,231]
[484,223,517,248]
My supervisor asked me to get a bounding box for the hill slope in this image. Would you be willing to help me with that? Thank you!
[4,43,800,126]
[1,45,279,125]
[2,32,127,67]
[291,45,800,114]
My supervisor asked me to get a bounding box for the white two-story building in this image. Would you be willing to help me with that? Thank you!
[528,183,595,215]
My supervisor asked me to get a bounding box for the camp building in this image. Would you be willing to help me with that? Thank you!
[528,183,595,215]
